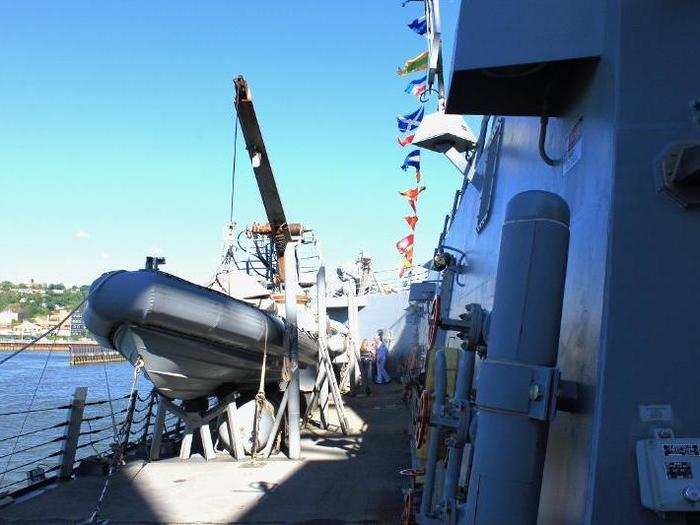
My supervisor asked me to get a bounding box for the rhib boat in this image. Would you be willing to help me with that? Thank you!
[84,269,317,401]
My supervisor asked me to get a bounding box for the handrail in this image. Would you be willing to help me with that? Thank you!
[83,395,130,407]
[0,450,62,477]
[0,465,60,492]
[0,405,71,417]
[81,409,127,423]
[0,421,68,443]
[0,436,65,461]
[79,424,114,437]
[0,387,183,498]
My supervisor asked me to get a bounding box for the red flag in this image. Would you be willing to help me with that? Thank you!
[399,186,426,212]
[405,215,418,230]
[397,134,415,147]
[396,234,414,254]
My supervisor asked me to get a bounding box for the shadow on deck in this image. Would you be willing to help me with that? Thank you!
[0,382,410,524]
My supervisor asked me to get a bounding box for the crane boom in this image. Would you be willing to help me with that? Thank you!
[233,75,291,242]
[233,75,292,282]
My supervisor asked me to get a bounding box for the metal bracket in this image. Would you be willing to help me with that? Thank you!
[440,303,488,354]
[476,360,560,421]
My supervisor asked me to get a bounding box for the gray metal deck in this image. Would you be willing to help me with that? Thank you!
[1,383,408,524]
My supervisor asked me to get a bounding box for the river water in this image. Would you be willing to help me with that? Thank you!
[0,351,150,493]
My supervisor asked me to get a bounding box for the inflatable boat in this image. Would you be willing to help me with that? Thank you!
[84,270,317,400]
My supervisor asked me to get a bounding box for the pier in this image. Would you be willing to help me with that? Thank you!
[0,340,100,352]
[0,340,125,366]
[0,383,410,523]
[68,344,125,365]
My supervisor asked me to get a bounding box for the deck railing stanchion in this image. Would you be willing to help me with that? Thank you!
[149,395,166,461]
[60,387,87,480]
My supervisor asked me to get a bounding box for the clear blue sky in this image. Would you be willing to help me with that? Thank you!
[0,0,476,286]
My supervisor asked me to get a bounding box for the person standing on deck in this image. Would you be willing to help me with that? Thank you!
[374,334,391,384]
[359,339,375,396]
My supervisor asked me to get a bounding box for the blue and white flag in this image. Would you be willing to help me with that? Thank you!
[408,15,427,36]
[397,106,424,133]
[401,149,421,171]
[404,75,428,97]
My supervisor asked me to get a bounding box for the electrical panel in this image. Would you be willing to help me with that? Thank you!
[637,438,700,513]
[446,1,603,116]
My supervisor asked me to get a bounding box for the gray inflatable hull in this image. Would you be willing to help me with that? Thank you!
[84,270,317,400]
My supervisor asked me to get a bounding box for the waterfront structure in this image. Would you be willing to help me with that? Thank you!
[0,309,18,328]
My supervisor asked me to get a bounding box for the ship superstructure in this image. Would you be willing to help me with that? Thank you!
[400,1,700,524]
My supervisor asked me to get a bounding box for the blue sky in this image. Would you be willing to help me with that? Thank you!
[0,0,476,286]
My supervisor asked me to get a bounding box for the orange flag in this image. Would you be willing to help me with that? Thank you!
[399,186,426,212]
[405,215,419,230]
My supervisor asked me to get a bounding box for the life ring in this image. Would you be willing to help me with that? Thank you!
[414,389,431,448]
[427,295,441,351]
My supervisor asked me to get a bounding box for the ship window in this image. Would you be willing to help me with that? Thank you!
[475,118,504,233]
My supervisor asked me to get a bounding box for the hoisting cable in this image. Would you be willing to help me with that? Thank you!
[229,108,240,222]
[251,322,269,463]
[81,358,143,524]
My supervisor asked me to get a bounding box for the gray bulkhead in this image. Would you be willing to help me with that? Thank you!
[441,1,700,523]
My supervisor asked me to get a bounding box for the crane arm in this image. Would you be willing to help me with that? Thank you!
[233,75,291,244]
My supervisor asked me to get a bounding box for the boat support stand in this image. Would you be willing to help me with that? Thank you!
[302,266,350,435]
[149,391,244,462]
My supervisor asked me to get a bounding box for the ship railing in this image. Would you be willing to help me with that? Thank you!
[370,266,431,293]
[0,388,182,499]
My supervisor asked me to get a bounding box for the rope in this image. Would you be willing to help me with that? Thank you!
[251,323,269,462]
[103,360,119,443]
[81,359,143,524]
[81,420,111,459]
